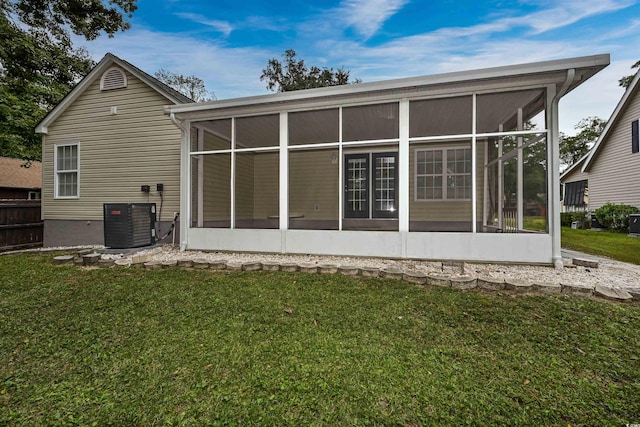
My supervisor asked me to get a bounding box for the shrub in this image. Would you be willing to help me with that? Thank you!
[594,203,639,232]
[561,211,589,228]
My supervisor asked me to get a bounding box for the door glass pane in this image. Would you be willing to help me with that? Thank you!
[345,156,368,218]
[374,154,396,215]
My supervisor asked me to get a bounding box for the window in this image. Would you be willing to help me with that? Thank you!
[632,119,639,153]
[415,147,471,200]
[55,144,79,198]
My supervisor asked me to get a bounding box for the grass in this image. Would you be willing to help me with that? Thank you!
[523,216,547,232]
[1,254,640,426]
[562,226,640,264]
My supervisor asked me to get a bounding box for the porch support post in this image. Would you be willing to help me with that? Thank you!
[517,108,524,231]
[482,140,488,229]
[173,115,190,251]
[197,128,204,228]
[279,112,289,240]
[547,83,563,268]
[230,118,236,229]
[498,124,504,229]
[338,107,343,231]
[399,99,410,237]
[471,94,477,233]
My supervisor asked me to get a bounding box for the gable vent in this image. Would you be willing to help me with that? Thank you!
[100,67,127,91]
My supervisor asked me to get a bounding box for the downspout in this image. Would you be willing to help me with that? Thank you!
[549,69,575,268]
[169,112,190,251]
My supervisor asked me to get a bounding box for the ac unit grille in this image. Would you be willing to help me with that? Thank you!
[104,203,156,249]
[630,214,640,235]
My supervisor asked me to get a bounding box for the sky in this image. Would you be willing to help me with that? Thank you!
[79,0,640,136]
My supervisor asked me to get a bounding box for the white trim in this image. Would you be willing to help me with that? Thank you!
[279,112,288,233]
[471,93,477,233]
[399,99,410,233]
[53,142,80,199]
[169,54,609,116]
[583,67,640,172]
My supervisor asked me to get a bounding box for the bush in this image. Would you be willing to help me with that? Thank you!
[561,211,589,228]
[594,203,639,232]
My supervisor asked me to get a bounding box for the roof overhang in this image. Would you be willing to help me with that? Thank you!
[168,54,610,121]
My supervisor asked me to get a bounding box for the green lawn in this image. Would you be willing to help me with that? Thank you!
[1,254,639,425]
[562,226,640,264]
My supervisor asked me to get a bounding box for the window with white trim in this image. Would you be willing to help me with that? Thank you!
[415,147,471,200]
[55,143,79,198]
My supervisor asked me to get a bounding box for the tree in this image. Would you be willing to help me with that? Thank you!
[619,60,640,89]
[260,49,361,92]
[559,116,606,169]
[154,69,216,102]
[0,0,137,160]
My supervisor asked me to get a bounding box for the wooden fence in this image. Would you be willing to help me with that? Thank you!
[0,200,43,251]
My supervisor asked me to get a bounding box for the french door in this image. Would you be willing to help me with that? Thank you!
[344,152,398,219]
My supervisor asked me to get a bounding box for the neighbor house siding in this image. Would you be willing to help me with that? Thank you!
[42,70,181,221]
[561,164,588,185]
[588,84,640,210]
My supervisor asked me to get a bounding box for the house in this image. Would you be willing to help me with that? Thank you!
[0,157,42,200]
[38,53,609,266]
[576,67,640,210]
[560,154,589,212]
[35,53,193,246]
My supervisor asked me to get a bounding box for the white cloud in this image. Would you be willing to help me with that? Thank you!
[79,28,270,99]
[176,13,233,37]
[338,0,410,39]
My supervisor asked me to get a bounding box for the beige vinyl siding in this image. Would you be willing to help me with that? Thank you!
[202,154,230,222]
[561,165,588,185]
[588,85,640,210]
[409,141,484,222]
[252,152,279,218]
[43,70,182,221]
[289,149,339,220]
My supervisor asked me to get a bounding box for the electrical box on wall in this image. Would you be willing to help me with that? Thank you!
[103,203,156,249]
[156,183,164,192]
[141,185,150,193]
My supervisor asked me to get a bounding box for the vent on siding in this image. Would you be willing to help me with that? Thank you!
[100,67,127,90]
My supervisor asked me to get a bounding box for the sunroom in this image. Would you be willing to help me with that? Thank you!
[168,54,608,266]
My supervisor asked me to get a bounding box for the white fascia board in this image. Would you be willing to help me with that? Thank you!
[582,67,640,173]
[169,54,610,116]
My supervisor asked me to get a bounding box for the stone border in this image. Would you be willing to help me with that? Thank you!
[51,251,638,304]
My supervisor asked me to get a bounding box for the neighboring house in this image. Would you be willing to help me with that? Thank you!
[0,157,42,200]
[560,154,589,212]
[578,68,640,210]
[35,53,193,246]
[38,53,609,266]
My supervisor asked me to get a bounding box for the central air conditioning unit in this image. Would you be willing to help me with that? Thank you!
[630,214,640,236]
[103,203,156,249]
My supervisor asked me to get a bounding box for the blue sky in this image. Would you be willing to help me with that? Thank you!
[80,0,640,135]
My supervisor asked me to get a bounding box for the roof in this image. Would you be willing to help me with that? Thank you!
[36,53,193,133]
[560,152,589,182]
[169,53,610,116]
[0,157,42,190]
[582,67,640,172]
